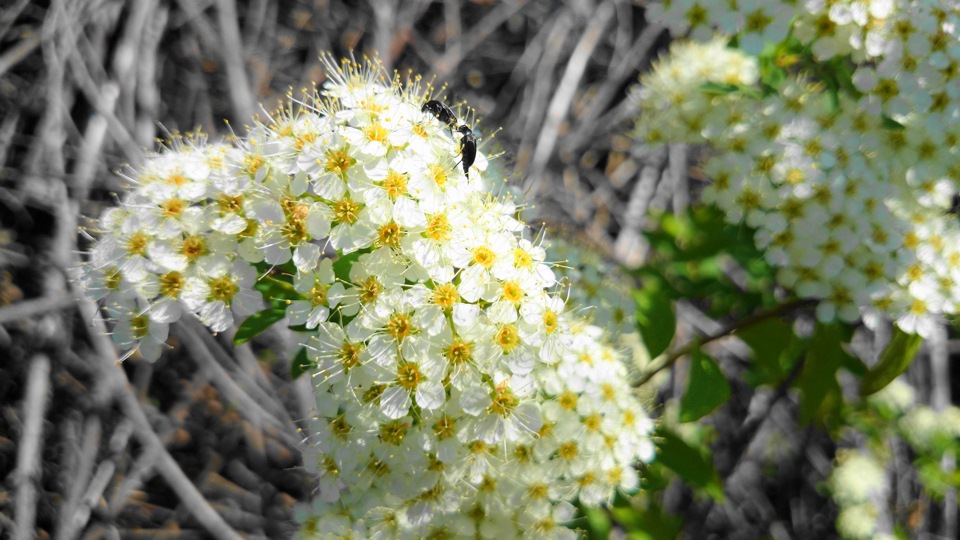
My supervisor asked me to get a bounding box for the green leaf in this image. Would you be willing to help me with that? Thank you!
[633,279,676,358]
[881,115,906,130]
[737,317,798,386]
[290,347,313,380]
[648,208,733,263]
[581,507,612,540]
[860,328,923,397]
[255,276,302,310]
[699,82,741,95]
[655,427,724,501]
[796,322,850,425]
[840,351,868,376]
[612,504,682,539]
[255,275,301,300]
[234,308,288,345]
[679,349,731,422]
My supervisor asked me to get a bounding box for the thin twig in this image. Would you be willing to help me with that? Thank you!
[524,1,614,195]
[0,294,75,325]
[57,415,102,540]
[928,321,957,537]
[175,321,301,448]
[514,12,572,176]
[434,0,529,80]
[0,30,41,78]
[187,319,296,427]
[633,299,817,388]
[215,0,256,124]
[669,143,689,213]
[77,295,244,540]
[561,22,664,154]
[13,354,51,540]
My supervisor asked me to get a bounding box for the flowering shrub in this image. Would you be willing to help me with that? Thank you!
[635,1,960,336]
[78,57,655,537]
[821,381,960,539]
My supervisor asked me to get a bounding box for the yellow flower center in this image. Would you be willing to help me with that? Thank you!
[433,283,459,310]
[446,340,472,366]
[359,276,383,304]
[377,221,403,247]
[159,271,184,297]
[363,384,385,403]
[558,441,578,461]
[131,314,150,339]
[396,361,421,390]
[383,170,408,200]
[309,284,328,306]
[181,235,207,260]
[294,132,316,150]
[126,232,149,256]
[161,198,186,218]
[472,246,496,269]
[494,324,519,353]
[527,483,548,500]
[513,248,533,269]
[339,342,362,369]
[429,163,448,188]
[218,194,244,214]
[502,281,524,304]
[324,149,353,175]
[166,173,188,186]
[425,213,452,241]
[387,313,413,341]
[333,199,361,224]
[363,122,387,143]
[558,391,577,411]
[433,415,456,440]
[207,276,238,303]
[379,419,410,445]
[514,445,533,464]
[490,385,519,417]
[244,154,264,175]
[105,268,122,290]
[543,310,558,334]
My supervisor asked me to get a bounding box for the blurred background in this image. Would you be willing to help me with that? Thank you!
[0,0,956,539]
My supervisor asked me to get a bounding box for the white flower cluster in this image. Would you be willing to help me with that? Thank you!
[79,57,655,538]
[634,1,960,336]
[546,236,637,339]
[826,450,888,540]
[646,0,899,58]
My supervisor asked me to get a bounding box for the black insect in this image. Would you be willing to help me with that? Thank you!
[456,124,477,176]
[421,99,458,128]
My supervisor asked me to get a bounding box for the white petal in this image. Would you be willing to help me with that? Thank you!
[452,303,479,328]
[212,213,248,235]
[512,402,543,434]
[460,386,491,416]
[380,386,412,419]
[393,198,426,229]
[508,350,536,375]
[294,243,321,273]
[248,199,284,223]
[150,298,182,323]
[306,207,332,238]
[200,301,233,332]
[415,381,445,411]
